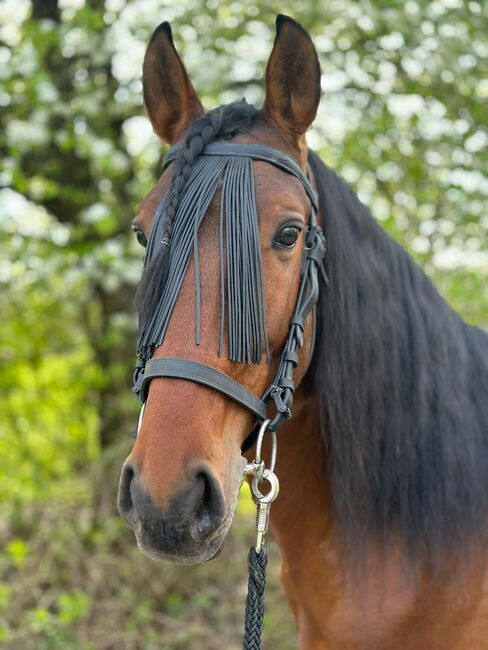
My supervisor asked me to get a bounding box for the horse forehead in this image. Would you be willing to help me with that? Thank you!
[232,128,309,205]
[253,162,309,215]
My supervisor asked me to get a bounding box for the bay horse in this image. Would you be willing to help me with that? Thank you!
[118,15,488,649]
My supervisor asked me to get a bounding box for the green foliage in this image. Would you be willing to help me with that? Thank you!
[21,589,90,649]
[56,590,90,623]
[1,0,487,502]
[0,498,296,650]
[0,583,11,605]
[0,0,486,647]
[5,539,28,568]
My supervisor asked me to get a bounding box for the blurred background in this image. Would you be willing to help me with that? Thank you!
[0,0,486,648]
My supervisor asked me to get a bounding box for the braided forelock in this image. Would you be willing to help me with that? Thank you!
[136,100,261,339]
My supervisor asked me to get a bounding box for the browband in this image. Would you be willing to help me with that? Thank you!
[164,142,318,214]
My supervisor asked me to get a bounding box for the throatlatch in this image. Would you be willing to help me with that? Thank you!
[130,139,327,649]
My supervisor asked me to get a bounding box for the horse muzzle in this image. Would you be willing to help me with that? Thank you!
[117,460,231,564]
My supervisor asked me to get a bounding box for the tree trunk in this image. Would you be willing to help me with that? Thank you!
[32,0,60,21]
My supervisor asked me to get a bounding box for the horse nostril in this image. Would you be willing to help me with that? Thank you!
[190,465,226,538]
[118,462,136,523]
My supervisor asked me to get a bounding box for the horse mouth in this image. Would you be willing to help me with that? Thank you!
[118,450,247,565]
[124,508,232,565]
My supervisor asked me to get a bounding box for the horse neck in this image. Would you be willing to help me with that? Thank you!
[267,391,488,649]
[265,387,426,646]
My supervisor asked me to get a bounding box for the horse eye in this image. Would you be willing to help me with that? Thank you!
[273,225,301,250]
[133,227,147,248]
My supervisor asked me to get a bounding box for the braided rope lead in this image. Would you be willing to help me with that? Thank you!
[243,545,268,650]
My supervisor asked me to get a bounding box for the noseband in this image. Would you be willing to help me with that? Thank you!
[132,142,327,445]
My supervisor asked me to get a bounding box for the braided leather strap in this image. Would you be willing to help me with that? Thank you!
[264,224,327,431]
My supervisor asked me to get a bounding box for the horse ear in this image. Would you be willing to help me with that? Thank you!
[264,15,321,139]
[142,22,204,144]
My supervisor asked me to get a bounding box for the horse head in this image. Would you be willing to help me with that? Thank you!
[118,16,322,564]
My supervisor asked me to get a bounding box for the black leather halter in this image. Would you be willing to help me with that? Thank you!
[132,142,327,445]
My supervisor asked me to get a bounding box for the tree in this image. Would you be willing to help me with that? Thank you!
[0,0,486,503]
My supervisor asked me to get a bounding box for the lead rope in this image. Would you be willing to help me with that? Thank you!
[242,420,279,650]
[243,547,268,650]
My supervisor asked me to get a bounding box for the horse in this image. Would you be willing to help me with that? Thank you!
[117,15,488,649]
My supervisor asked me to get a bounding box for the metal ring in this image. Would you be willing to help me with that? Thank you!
[254,419,277,472]
[251,469,280,504]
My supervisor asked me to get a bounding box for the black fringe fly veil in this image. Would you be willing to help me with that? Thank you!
[136,101,268,367]
[136,101,488,567]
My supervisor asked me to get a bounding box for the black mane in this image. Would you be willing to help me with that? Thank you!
[308,150,488,562]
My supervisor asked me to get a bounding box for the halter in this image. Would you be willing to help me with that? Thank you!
[132,141,327,441]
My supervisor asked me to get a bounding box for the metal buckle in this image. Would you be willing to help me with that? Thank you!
[132,361,145,396]
[270,385,288,414]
